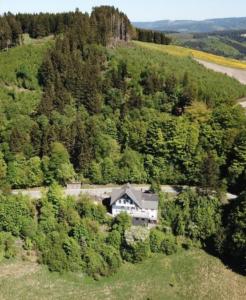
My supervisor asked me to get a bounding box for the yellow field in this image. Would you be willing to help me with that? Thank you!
[134,41,246,70]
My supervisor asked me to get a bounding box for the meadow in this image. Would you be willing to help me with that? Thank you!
[0,249,245,300]
[134,41,246,69]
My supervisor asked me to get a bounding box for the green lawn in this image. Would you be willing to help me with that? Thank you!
[0,249,245,300]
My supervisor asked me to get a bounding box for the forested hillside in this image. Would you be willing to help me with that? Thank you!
[173,30,246,60]
[0,5,245,283]
[0,7,246,194]
[0,7,133,50]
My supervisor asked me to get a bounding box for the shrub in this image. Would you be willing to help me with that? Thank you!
[76,195,107,224]
[122,226,150,263]
[106,230,121,250]
[0,232,17,260]
[111,212,131,234]
[84,248,107,279]
[100,244,121,275]
[0,194,35,236]
[149,229,165,253]
[161,234,178,255]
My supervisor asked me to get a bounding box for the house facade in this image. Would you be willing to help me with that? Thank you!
[110,183,159,225]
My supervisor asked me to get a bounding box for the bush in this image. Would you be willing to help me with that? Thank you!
[111,212,131,234]
[0,194,35,237]
[149,229,165,253]
[0,232,17,260]
[122,226,150,263]
[76,195,107,224]
[84,248,107,279]
[106,230,121,250]
[161,234,178,255]
[100,244,121,275]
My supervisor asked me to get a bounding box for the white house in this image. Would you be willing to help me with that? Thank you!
[110,183,159,225]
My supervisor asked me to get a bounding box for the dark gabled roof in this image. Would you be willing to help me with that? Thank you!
[110,183,158,210]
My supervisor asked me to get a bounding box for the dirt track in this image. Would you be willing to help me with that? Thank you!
[195,59,246,85]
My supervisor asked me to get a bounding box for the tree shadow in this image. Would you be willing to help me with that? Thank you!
[204,243,246,276]
[102,197,111,213]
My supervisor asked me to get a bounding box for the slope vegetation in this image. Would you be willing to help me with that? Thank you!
[0,250,245,300]
[134,41,246,69]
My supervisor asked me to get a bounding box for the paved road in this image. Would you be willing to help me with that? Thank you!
[12,185,237,200]
[195,59,246,111]
[195,58,246,85]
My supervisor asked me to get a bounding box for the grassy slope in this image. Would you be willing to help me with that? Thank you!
[0,36,53,121]
[0,36,52,88]
[114,44,246,103]
[0,250,245,300]
[182,37,242,58]
[134,41,246,69]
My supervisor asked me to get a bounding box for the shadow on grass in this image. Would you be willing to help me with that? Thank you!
[204,243,246,276]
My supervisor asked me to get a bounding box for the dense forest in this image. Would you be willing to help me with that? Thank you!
[0,6,245,277]
[135,28,172,45]
[0,7,245,194]
[0,7,133,50]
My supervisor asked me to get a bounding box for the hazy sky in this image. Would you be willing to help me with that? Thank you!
[0,0,246,21]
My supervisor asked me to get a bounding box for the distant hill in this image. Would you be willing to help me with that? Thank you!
[169,29,246,60]
[133,17,246,33]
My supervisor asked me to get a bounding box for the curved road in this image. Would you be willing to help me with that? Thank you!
[195,58,246,85]
[195,58,246,110]
[12,185,237,201]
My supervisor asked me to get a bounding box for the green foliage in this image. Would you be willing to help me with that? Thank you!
[7,155,43,188]
[76,195,107,224]
[0,232,17,260]
[0,151,7,184]
[161,234,178,255]
[216,192,246,271]
[135,28,172,45]
[106,230,122,250]
[122,226,150,263]
[0,194,35,237]
[44,142,75,185]
[178,33,246,60]
[149,229,165,253]
[1,20,246,191]
[162,188,222,242]
[0,5,246,280]
[111,212,131,234]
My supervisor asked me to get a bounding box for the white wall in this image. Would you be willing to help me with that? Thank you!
[112,197,158,221]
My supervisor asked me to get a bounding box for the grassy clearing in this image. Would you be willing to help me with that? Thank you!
[0,249,245,300]
[134,41,246,70]
[0,35,52,116]
[0,36,52,89]
[22,33,54,46]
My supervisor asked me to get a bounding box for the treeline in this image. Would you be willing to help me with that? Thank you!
[135,28,172,45]
[0,13,22,49]
[0,7,133,50]
[194,29,246,42]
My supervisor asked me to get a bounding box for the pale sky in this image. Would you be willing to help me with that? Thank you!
[0,0,246,22]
